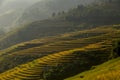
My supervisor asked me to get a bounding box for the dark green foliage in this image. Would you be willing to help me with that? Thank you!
[43,49,110,80]
[113,41,120,56]
[52,12,56,17]
[65,1,120,25]
[0,29,5,37]
[109,40,120,59]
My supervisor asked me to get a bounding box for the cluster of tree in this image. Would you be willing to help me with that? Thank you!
[58,0,120,26]
[42,49,110,80]
[52,11,65,17]
[0,29,5,37]
[115,41,120,56]
[111,40,120,58]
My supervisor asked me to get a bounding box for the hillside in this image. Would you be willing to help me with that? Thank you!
[66,57,120,80]
[0,40,114,80]
[0,25,120,79]
[0,19,76,50]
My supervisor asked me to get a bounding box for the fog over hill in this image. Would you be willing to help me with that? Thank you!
[17,0,96,25]
[0,0,96,32]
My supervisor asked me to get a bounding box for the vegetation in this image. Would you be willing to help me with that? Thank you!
[112,40,120,57]
[63,0,120,26]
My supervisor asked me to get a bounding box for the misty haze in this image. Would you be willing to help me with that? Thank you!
[0,0,120,80]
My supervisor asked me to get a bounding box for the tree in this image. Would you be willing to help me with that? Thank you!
[62,11,65,14]
[52,12,56,17]
[113,41,120,56]
[0,28,5,36]
[108,0,112,3]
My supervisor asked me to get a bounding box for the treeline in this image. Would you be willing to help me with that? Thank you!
[53,0,120,26]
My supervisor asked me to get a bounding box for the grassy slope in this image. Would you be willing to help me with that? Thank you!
[0,25,120,73]
[65,57,120,80]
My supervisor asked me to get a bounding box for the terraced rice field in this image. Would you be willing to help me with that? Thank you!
[0,41,110,80]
